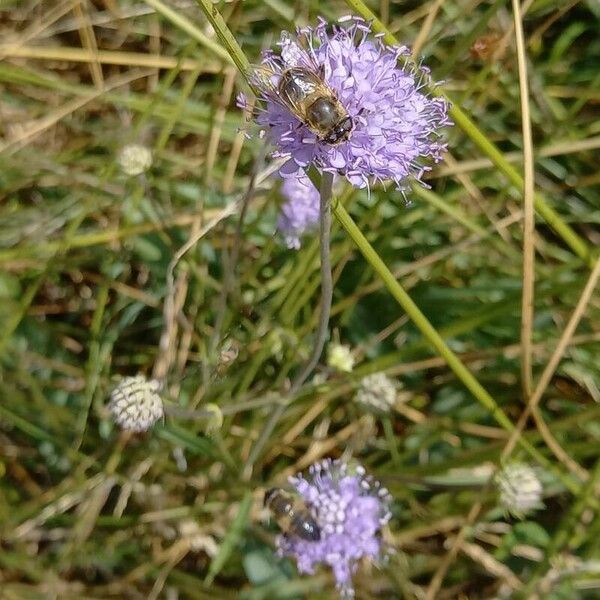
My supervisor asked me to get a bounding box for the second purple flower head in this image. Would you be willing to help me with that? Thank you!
[278,173,320,249]
[272,459,392,598]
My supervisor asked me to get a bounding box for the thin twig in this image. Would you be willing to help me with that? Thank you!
[204,67,237,186]
[0,43,222,72]
[512,0,536,400]
[74,0,103,89]
[530,406,588,481]
[155,203,240,384]
[242,172,334,480]
[411,0,445,58]
[0,69,154,154]
[502,256,600,463]
[144,0,235,66]
[0,0,75,62]
[433,134,600,178]
[424,499,486,600]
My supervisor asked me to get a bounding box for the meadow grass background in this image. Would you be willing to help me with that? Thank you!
[0,0,599,598]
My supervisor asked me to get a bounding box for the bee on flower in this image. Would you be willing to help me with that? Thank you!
[241,16,451,191]
[268,459,392,598]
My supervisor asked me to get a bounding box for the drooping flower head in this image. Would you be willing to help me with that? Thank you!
[277,172,320,249]
[245,16,451,191]
[276,459,392,598]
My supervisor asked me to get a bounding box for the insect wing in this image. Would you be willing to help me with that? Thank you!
[279,31,312,69]
[278,68,322,107]
[249,64,306,121]
[249,64,278,96]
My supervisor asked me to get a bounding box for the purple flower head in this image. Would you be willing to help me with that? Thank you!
[277,172,319,249]
[276,459,392,598]
[245,16,451,191]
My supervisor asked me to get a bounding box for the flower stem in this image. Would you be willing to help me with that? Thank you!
[332,198,582,494]
[194,0,250,76]
[242,173,334,478]
[288,171,334,394]
[209,142,269,357]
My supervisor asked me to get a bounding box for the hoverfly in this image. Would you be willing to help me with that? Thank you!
[250,32,354,145]
[264,487,321,542]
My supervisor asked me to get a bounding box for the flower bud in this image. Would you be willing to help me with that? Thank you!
[108,375,163,432]
[495,462,543,518]
[354,372,397,414]
[327,343,355,373]
[118,144,152,176]
[202,403,223,436]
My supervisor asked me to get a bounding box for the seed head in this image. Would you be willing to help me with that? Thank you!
[354,373,397,414]
[118,144,153,176]
[108,375,163,432]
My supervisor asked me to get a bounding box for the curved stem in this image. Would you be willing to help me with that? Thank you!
[242,172,334,478]
[288,171,334,395]
[209,142,269,357]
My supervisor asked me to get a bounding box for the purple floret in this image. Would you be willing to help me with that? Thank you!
[246,16,451,191]
[277,172,320,249]
[276,459,392,598]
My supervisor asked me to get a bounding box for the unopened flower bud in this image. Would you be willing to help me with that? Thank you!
[203,403,223,436]
[327,343,355,373]
[118,144,152,176]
